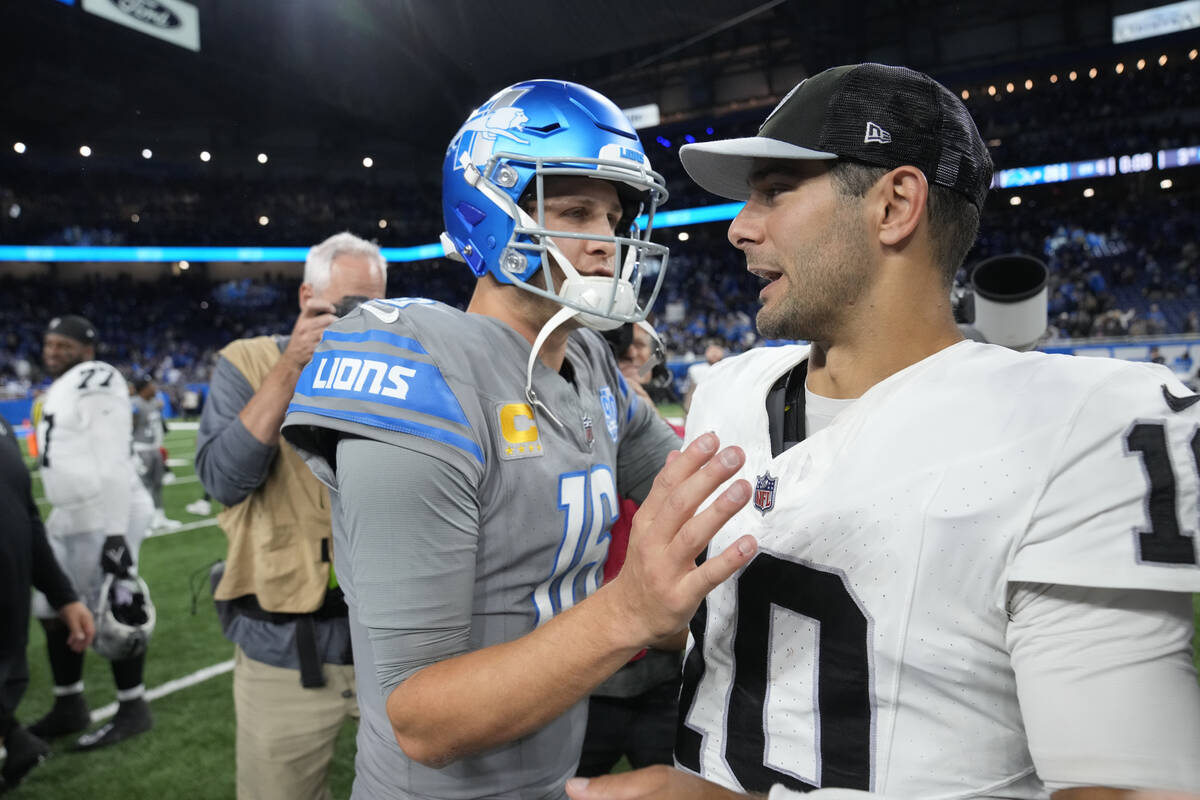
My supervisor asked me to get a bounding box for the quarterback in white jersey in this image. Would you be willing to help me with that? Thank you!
[567,64,1200,800]
[29,315,155,752]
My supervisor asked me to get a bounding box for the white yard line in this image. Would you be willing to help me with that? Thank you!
[91,659,234,723]
[166,421,200,431]
[147,517,219,536]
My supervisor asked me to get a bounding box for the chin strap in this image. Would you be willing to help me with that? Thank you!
[524,305,579,430]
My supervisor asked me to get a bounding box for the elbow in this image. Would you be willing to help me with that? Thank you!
[386,684,462,768]
[391,729,459,769]
[201,478,247,508]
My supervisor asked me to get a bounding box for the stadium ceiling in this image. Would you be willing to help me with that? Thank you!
[0,0,1166,168]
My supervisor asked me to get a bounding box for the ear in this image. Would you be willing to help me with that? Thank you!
[298,282,314,310]
[876,166,928,248]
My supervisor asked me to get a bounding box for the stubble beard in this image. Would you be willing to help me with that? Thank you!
[754,206,873,342]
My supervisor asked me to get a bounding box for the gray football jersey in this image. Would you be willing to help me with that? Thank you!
[130,395,162,447]
[282,298,679,799]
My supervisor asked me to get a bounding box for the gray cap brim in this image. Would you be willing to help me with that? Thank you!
[678,137,838,201]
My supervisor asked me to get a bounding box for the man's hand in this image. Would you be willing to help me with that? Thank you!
[57,601,95,653]
[603,432,755,645]
[566,766,752,799]
[100,535,134,577]
[281,298,337,370]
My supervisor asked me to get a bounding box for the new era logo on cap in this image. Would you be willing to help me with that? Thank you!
[864,122,892,144]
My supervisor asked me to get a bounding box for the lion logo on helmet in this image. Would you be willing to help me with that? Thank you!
[450,88,533,171]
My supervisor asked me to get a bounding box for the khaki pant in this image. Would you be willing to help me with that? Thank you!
[233,646,358,800]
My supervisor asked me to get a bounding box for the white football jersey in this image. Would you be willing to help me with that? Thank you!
[679,340,1200,798]
[37,360,144,535]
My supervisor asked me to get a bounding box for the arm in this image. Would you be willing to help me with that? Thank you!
[337,433,756,768]
[195,300,337,505]
[1008,582,1200,794]
[238,299,336,446]
[194,357,277,506]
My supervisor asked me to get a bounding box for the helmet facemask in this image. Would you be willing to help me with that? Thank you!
[452,150,670,331]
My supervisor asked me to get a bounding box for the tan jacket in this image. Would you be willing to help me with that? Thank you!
[213,336,331,613]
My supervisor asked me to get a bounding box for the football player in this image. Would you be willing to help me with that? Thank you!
[130,376,181,531]
[29,315,156,750]
[566,63,1200,800]
[281,80,757,799]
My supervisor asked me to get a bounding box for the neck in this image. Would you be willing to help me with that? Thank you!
[467,278,574,372]
[805,262,963,399]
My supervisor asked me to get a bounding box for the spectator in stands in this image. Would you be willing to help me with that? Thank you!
[0,416,93,791]
[1146,303,1168,335]
[194,232,386,800]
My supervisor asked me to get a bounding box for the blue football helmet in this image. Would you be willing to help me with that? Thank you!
[441,80,670,330]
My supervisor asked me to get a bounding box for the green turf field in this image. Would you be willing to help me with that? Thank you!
[10,423,355,799]
[8,422,1200,798]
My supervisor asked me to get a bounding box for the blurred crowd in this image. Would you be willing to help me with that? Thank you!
[1,50,1198,399]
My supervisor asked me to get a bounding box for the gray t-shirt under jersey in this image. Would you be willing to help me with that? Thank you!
[282,298,679,800]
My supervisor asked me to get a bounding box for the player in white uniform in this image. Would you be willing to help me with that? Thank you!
[29,315,156,751]
[566,64,1200,800]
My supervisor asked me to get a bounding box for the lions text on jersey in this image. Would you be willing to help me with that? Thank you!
[282,298,679,799]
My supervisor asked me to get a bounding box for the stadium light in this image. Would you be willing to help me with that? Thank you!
[142,148,153,159]
[1069,71,1078,81]
[362,156,374,168]
[378,219,387,229]
[1009,196,1021,206]
[1115,62,1124,74]
[179,260,189,271]
[1190,49,1197,60]
[1088,67,1098,78]
[1083,187,1095,198]
[678,231,690,241]
[1024,79,1033,90]
[200,150,212,162]
[13,142,26,154]
[988,85,997,96]
[1161,179,1173,189]
[961,89,970,100]
[1050,74,1059,83]
[131,213,140,223]
[1158,54,1167,66]
[1006,82,1015,93]
[258,215,269,226]
[1137,58,1146,70]
[257,152,268,164]
[79,145,92,157]
[8,204,20,219]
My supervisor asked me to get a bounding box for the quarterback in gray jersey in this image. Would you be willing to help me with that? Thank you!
[283,80,759,800]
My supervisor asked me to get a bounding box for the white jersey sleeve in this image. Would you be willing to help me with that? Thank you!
[1014,362,1200,592]
[38,361,135,536]
[1008,582,1200,793]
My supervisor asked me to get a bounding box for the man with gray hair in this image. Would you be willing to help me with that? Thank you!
[195,231,387,800]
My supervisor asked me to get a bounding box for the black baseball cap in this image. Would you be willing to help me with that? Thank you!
[45,315,98,345]
[679,63,993,210]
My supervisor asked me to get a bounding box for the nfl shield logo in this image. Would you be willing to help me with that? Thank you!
[754,471,777,515]
[582,415,595,449]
